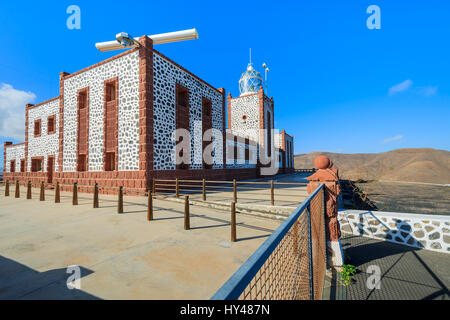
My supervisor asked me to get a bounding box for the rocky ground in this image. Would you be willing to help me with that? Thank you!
[353,181,450,216]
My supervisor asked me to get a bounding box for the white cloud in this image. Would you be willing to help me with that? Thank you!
[418,86,437,97]
[0,83,36,140]
[383,135,403,144]
[388,79,413,96]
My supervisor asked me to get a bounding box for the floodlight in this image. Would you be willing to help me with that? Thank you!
[95,28,199,52]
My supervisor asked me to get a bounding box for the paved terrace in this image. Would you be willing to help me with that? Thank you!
[161,173,310,208]
[0,186,282,299]
[341,234,450,300]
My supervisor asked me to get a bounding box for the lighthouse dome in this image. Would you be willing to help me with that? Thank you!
[239,63,263,96]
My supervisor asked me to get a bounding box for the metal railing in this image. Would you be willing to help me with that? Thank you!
[211,183,327,300]
[294,168,317,174]
[153,178,308,206]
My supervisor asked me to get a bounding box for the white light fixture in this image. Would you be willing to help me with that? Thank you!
[95,28,199,52]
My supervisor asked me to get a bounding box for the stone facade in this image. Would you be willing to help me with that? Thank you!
[62,50,140,172]
[339,209,450,254]
[27,98,60,172]
[4,143,25,172]
[3,44,294,189]
[152,51,224,171]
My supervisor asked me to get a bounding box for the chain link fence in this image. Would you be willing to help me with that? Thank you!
[211,184,327,300]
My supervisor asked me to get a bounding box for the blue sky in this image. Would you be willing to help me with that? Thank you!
[0,0,449,169]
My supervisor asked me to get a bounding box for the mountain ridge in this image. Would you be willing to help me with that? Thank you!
[294,148,450,184]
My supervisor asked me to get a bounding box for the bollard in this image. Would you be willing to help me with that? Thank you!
[184,195,190,230]
[118,186,124,214]
[93,183,99,208]
[176,178,179,198]
[231,202,237,242]
[202,179,206,201]
[270,180,274,206]
[147,190,153,221]
[15,180,20,198]
[27,181,32,200]
[40,181,45,201]
[152,179,156,194]
[233,179,237,203]
[72,182,78,205]
[55,182,60,203]
[5,180,9,197]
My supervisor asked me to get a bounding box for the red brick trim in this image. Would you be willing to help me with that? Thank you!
[27,96,60,110]
[226,92,232,133]
[153,49,222,94]
[258,86,265,148]
[77,86,90,172]
[103,77,119,172]
[62,48,139,81]
[229,92,258,100]
[25,104,32,172]
[138,36,154,190]
[4,142,25,147]
[218,88,227,168]
[59,72,71,172]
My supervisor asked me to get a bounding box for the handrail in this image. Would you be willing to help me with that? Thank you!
[210,184,324,300]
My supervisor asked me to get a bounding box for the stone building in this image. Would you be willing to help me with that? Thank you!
[3,36,294,192]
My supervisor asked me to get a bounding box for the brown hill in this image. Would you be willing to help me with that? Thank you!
[294,148,450,184]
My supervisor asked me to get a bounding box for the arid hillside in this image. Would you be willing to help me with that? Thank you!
[294,148,450,184]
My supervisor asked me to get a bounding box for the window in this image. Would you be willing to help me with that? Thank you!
[105,82,116,102]
[105,152,116,171]
[202,97,212,169]
[176,86,188,108]
[47,115,56,134]
[31,158,43,172]
[202,98,211,117]
[245,138,250,161]
[34,119,41,137]
[77,154,87,172]
[20,159,25,172]
[266,111,272,158]
[176,85,190,170]
[78,91,88,109]
[10,160,15,173]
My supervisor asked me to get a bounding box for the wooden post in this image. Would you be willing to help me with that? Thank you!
[27,181,32,200]
[72,182,78,205]
[15,180,20,198]
[152,179,156,194]
[231,202,237,242]
[118,186,123,214]
[176,178,179,198]
[5,180,9,197]
[93,183,99,208]
[55,182,60,203]
[270,180,274,206]
[233,179,237,203]
[184,195,190,230]
[147,191,153,221]
[202,179,206,201]
[39,181,45,201]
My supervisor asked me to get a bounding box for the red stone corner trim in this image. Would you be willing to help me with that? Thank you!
[138,35,154,189]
